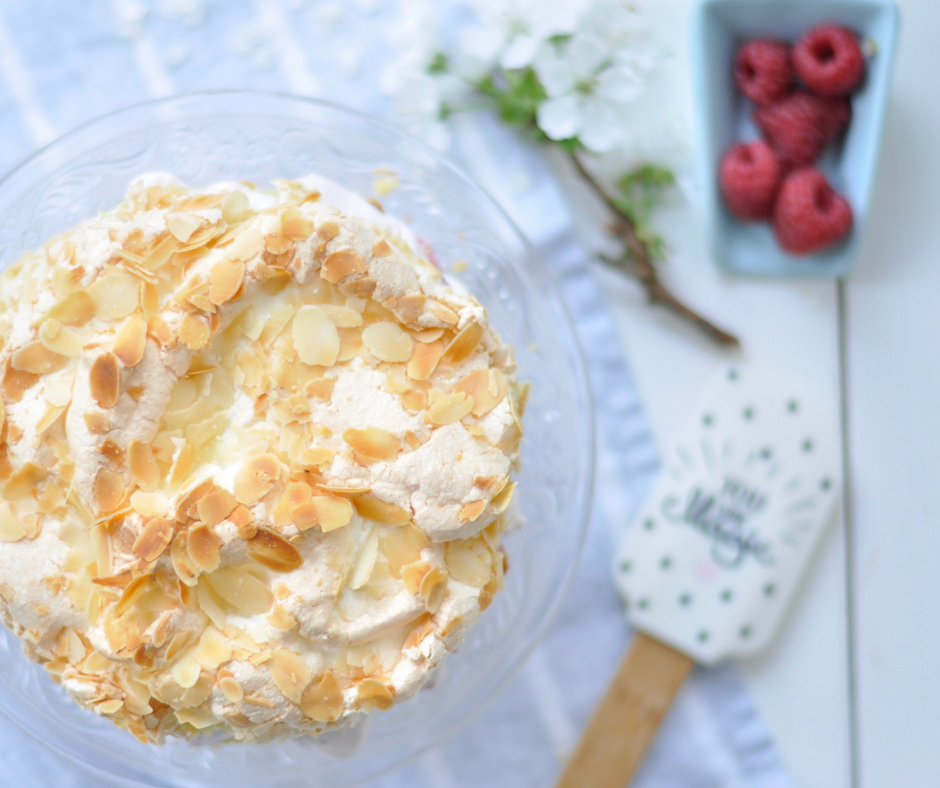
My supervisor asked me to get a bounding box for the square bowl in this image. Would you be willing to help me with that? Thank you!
[691,0,899,278]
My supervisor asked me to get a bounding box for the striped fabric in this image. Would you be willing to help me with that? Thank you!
[0,2,794,786]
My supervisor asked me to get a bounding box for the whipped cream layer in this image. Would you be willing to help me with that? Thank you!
[0,174,523,743]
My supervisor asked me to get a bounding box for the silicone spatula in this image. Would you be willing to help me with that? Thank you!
[556,364,841,788]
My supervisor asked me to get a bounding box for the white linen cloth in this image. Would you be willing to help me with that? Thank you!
[0,2,795,786]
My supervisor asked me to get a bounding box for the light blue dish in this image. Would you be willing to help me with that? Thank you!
[691,0,899,278]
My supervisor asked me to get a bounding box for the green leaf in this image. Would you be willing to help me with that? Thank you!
[426,52,449,75]
[557,137,584,154]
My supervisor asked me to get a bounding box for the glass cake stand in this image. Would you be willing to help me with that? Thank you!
[0,92,595,788]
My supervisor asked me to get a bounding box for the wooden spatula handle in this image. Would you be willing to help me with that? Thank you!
[555,632,694,788]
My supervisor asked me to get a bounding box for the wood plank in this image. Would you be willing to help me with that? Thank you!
[844,2,940,784]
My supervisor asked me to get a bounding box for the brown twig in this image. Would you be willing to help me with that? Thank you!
[569,153,740,348]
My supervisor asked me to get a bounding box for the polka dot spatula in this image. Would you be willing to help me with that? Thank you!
[557,364,841,788]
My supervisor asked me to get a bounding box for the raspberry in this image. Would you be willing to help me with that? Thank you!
[772,168,852,254]
[754,91,851,168]
[793,25,865,96]
[719,141,782,220]
[734,39,794,105]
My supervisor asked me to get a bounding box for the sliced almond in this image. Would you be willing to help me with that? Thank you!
[187,523,222,573]
[267,604,297,631]
[247,528,303,572]
[147,315,175,348]
[304,376,334,400]
[221,190,251,224]
[179,314,211,351]
[43,291,95,326]
[428,300,459,325]
[356,678,394,711]
[89,271,140,322]
[412,327,445,344]
[93,468,124,513]
[352,495,411,526]
[491,480,516,514]
[441,321,483,364]
[90,352,120,408]
[280,208,314,239]
[458,499,487,523]
[132,516,174,562]
[371,239,392,257]
[115,574,154,617]
[229,226,265,261]
[362,321,414,363]
[84,412,110,434]
[130,490,169,518]
[343,427,400,462]
[305,495,354,532]
[300,671,344,722]
[194,625,232,671]
[292,305,340,367]
[427,391,474,425]
[219,675,244,703]
[400,559,431,595]
[11,341,68,375]
[196,489,238,527]
[350,530,379,590]
[445,542,492,587]
[269,648,312,704]
[317,304,363,328]
[0,502,27,542]
[114,315,148,367]
[419,565,448,613]
[208,260,245,306]
[320,249,366,283]
[128,441,160,491]
[205,567,274,615]
[233,453,282,505]
[316,221,339,241]
[406,340,444,381]
[167,212,204,243]
[38,320,85,357]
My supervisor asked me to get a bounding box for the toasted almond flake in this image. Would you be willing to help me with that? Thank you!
[384,293,427,324]
[427,391,474,425]
[280,208,314,239]
[196,489,238,527]
[441,322,484,364]
[303,376,335,401]
[343,427,400,462]
[406,340,444,381]
[171,530,199,586]
[115,574,154,617]
[320,249,366,283]
[419,565,448,613]
[132,516,174,562]
[38,319,85,357]
[169,442,194,490]
[264,231,293,255]
[269,649,312,704]
[458,498,487,522]
[128,440,160,491]
[194,626,232,671]
[43,291,95,326]
[111,315,148,367]
[147,315,175,348]
[205,567,274,615]
[292,305,340,367]
[362,321,414,363]
[196,577,228,629]
[90,352,120,408]
[5,463,47,502]
[229,226,265,261]
[95,699,124,716]
[233,453,282,504]
[84,412,110,434]
[219,675,244,703]
[167,212,204,243]
[317,304,363,328]
[247,528,303,572]
[300,671,344,722]
[187,524,222,573]
[179,314,211,350]
[172,655,201,690]
[371,239,392,257]
[357,678,394,711]
[385,365,411,394]
[350,530,379,590]
[412,328,445,344]
[36,403,65,435]
[428,300,459,325]
[0,502,26,542]
[89,271,140,322]
[209,260,245,306]
[222,191,251,224]
[400,559,431,595]
[306,495,354,532]
[352,495,411,526]
[267,605,297,631]
[445,543,492,587]
[11,341,68,375]
[491,481,516,514]
[142,232,179,271]
[317,221,339,241]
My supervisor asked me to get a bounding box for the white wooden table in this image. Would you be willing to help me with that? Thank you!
[562,2,937,785]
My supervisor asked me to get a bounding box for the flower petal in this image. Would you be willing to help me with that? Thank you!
[566,33,609,79]
[577,97,622,152]
[536,94,581,141]
[501,34,539,69]
[533,41,577,97]
[595,65,645,103]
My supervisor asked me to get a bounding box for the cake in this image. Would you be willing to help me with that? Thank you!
[0,174,523,743]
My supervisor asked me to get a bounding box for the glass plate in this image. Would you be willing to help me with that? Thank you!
[0,91,594,788]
